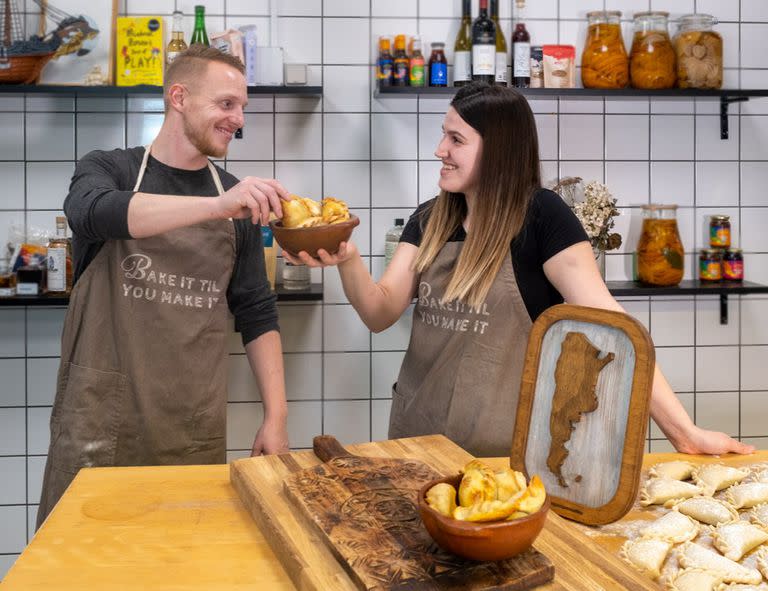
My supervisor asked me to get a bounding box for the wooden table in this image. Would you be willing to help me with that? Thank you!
[3,450,765,590]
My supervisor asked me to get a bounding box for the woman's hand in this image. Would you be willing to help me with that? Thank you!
[671,425,755,456]
[283,241,358,268]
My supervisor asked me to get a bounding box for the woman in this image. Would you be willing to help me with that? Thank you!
[288,82,752,457]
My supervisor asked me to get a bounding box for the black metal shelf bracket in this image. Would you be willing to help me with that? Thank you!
[721,95,748,139]
[720,294,729,324]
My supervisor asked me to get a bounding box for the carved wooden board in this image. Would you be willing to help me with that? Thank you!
[281,436,553,591]
[512,304,655,526]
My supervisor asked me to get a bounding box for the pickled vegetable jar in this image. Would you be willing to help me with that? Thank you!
[636,204,684,286]
[630,11,676,89]
[674,14,722,89]
[581,10,629,89]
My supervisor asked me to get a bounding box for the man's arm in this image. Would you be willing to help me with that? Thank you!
[245,330,289,455]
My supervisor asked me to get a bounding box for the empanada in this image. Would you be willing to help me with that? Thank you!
[748,503,768,528]
[495,468,527,502]
[620,537,671,579]
[693,464,749,493]
[649,460,696,481]
[425,482,457,517]
[756,546,768,581]
[321,197,350,224]
[640,510,699,543]
[667,568,723,591]
[458,460,497,507]
[715,583,768,591]
[725,482,768,510]
[673,496,739,526]
[712,521,768,561]
[281,198,312,228]
[640,478,703,506]
[676,542,762,585]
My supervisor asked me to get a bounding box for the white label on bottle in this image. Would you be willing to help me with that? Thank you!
[167,51,181,64]
[495,52,508,83]
[454,51,471,82]
[513,42,531,77]
[47,246,67,292]
[0,287,14,297]
[472,44,495,76]
[16,283,38,296]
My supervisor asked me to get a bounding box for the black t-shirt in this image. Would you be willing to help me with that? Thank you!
[400,189,589,321]
[63,147,278,346]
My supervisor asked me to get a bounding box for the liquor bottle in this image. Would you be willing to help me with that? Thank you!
[512,0,531,87]
[166,10,188,65]
[472,0,496,84]
[190,5,209,47]
[377,36,394,86]
[453,0,472,87]
[393,34,409,86]
[47,216,72,294]
[490,0,508,86]
[408,36,425,87]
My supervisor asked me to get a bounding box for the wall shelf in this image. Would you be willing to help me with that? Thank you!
[375,86,768,139]
[606,280,768,324]
[0,84,323,96]
[0,284,323,307]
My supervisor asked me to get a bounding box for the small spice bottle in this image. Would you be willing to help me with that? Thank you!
[709,214,731,249]
[428,42,448,87]
[722,249,744,281]
[699,248,722,282]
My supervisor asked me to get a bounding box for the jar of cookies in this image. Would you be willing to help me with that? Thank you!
[673,14,722,89]
[581,10,629,89]
[630,11,676,89]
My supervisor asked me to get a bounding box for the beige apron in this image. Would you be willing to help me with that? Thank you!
[389,241,533,457]
[37,146,235,527]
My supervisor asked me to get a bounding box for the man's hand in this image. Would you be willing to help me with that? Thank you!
[217,177,291,225]
[673,425,755,456]
[251,417,290,456]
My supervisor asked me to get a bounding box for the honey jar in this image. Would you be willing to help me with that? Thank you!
[699,249,722,282]
[709,215,731,249]
[723,249,744,281]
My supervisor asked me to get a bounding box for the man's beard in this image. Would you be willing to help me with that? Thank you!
[183,117,228,159]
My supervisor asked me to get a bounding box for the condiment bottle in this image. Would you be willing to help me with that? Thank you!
[408,36,425,87]
[709,215,731,249]
[393,34,409,86]
[47,216,72,294]
[166,10,188,65]
[377,36,394,86]
[428,42,447,87]
[190,5,209,46]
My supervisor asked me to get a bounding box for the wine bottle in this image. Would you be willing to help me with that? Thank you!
[472,0,496,84]
[453,0,472,87]
[490,0,508,86]
[512,0,531,87]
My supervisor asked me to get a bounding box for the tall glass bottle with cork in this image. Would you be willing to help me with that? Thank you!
[453,0,472,87]
[190,5,209,46]
[472,0,496,83]
[512,0,531,87]
[47,216,72,294]
[490,0,508,86]
[166,10,188,65]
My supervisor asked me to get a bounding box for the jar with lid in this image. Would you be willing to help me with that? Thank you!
[723,249,744,281]
[282,262,310,291]
[636,204,685,286]
[709,214,731,249]
[0,258,16,297]
[581,10,629,89]
[630,11,676,89]
[428,42,447,87]
[699,249,722,281]
[673,14,722,89]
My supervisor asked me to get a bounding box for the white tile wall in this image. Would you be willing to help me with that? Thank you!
[2,0,768,579]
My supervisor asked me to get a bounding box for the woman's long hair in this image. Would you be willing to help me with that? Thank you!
[413,82,541,309]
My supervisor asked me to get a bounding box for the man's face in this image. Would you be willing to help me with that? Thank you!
[181,62,247,159]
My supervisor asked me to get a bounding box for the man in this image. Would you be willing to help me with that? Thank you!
[37,46,290,527]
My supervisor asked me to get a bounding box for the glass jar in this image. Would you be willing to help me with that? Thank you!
[709,214,731,249]
[0,258,16,297]
[630,11,676,89]
[723,249,744,281]
[428,42,447,87]
[673,14,722,89]
[282,262,310,291]
[699,249,722,281]
[581,11,629,89]
[636,204,685,286]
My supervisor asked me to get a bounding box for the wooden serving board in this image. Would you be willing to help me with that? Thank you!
[230,435,659,591]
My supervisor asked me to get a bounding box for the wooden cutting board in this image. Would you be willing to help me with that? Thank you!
[281,435,554,591]
[230,435,659,591]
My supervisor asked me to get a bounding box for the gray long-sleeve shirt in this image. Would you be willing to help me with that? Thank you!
[64,147,278,346]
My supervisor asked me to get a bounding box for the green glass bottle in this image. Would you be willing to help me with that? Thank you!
[190,5,209,46]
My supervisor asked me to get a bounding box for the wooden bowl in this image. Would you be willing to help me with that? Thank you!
[418,474,550,562]
[269,215,360,258]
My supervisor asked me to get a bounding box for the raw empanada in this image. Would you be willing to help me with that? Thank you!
[620,537,672,579]
[667,568,723,591]
[693,464,750,493]
[712,521,768,561]
[749,503,768,529]
[640,510,699,543]
[676,542,762,585]
[673,496,739,526]
[715,583,768,591]
[640,477,703,506]
[649,460,696,481]
[725,482,768,510]
[756,546,768,581]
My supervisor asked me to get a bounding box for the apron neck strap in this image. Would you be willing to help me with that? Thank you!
[133,144,226,197]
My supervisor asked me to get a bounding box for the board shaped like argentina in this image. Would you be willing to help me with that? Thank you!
[282,435,554,591]
[511,304,655,526]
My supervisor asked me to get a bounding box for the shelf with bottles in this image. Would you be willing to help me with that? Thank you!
[0,84,322,96]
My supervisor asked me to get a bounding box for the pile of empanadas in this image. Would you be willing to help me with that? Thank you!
[615,460,768,590]
[425,460,546,523]
[282,196,350,228]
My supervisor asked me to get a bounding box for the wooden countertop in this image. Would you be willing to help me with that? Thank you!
[4,450,766,590]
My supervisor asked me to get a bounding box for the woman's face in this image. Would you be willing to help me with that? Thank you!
[435,107,483,196]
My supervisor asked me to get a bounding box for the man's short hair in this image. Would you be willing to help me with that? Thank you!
[163,45,246,110]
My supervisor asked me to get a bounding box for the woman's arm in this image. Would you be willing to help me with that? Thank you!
[286,241,420,333]
[543,241,754,455]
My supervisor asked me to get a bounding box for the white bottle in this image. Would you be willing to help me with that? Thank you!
[384,218,405,268]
